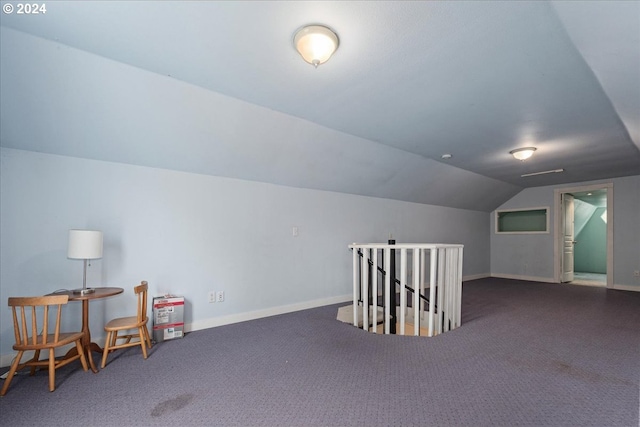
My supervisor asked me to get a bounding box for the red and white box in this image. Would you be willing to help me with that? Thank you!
[152,295,185,342]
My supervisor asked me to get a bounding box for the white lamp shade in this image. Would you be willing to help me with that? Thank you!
[68,230,103,259]
[294,25,339,67]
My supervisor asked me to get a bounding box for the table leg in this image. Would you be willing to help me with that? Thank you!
[64,300,100,372]
[79,299,101,372]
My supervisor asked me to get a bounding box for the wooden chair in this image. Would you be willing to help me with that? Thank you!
[0,295,89,396]
[101,281,152,368]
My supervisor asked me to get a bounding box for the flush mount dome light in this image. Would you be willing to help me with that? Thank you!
[293,25,339,68]
[510,147,537,161]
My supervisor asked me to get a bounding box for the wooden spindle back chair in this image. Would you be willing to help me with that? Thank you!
[101,281,152,368]
[0,295,88,396]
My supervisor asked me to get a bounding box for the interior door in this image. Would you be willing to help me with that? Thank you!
[561,193,575,282]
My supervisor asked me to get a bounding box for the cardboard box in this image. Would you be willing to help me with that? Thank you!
[152,295,185,342]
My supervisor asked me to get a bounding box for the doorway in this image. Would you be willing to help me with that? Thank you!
[554,183,613,288]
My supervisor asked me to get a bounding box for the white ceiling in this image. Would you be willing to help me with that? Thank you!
[1,1,639,212]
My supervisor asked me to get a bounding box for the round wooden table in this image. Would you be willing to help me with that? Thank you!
[50,287,124,372]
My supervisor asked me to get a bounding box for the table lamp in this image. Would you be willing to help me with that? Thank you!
[68,229,103,295]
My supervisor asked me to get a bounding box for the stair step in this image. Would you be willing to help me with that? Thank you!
[336,304,383,327]
[337,304,439,336]
[375,322,434,337]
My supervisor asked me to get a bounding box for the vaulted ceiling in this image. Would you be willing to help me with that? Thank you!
[1,1,639,212]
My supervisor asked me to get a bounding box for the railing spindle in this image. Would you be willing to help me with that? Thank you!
[428,249,437,337]
[362,249,369,332]
[372,249,378,333]
[400,248,407,335]
[384,247,391,334]
[413,249,420,336]
[352,247,358,327]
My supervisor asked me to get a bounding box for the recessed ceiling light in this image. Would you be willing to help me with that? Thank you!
[441,154,452,159]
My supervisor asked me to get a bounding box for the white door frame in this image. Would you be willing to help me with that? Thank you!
[561,193,575,283]
[553,183,613,288]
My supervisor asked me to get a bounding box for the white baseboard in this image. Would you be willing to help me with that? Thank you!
[489,274,640,292]
[186,294,352,333]
[462,273,490,282]
[490,273,556,283]
[612,284,640,292]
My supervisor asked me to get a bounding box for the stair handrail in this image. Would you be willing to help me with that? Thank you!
[354,248,433,308]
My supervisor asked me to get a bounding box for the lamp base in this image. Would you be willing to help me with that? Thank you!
[72,288,96,295]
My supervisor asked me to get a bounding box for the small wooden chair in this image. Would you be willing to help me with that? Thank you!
[0,295,89,396]
[101,281,152,368]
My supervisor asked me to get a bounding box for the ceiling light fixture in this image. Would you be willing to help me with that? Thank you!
[520,168,564,177]
[510,147,537,161]
[441,154,452,159]
[293,25,339,68]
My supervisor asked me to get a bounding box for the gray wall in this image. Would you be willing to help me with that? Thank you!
[491,175,640,289]
[0,147,490,362]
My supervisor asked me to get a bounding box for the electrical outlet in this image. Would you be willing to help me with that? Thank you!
[208,291,216,303]
[216,291,224,302]
[634,270,640,277]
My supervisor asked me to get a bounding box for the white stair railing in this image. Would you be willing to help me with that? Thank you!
[348,243,463,337]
